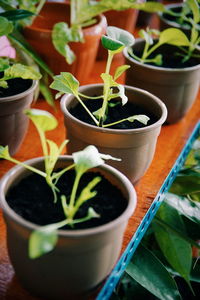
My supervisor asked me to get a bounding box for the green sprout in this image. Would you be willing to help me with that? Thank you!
[0,108,121,258]
[50,26,150,128]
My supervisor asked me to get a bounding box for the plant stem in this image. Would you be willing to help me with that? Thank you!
[99,50,114,126]
[76,94,99,126]
[8,157,46,178]
[68,171,82,218]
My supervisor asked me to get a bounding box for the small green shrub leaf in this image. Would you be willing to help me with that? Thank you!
[159,28,190,47]
[29,228,58,259]
[101,35,124,51]
[107,26,135,47]
[126,244,181,300]
[25,109,58,132]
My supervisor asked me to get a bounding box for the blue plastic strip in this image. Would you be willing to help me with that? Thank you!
[96,121,200,300]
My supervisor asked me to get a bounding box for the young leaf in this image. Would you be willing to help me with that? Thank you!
[126,244,181,300]
[4,63,42,80]
[187,0,200,24]
[52,22,76,64]
[29,228,58,259]
[0,9,34,21]
[0,16,13,36]
[116,84,128,105]
[0,145,10,159]
[101,35,124,51]
[72,145,120,175]
[25,109,58,132]
[153,202,192,284]
[50,72,79,96]
[0,57,10,71]
[107,26,135,48]
[127,115,150,125]
[114,65,130,80]
[159,28,190,47]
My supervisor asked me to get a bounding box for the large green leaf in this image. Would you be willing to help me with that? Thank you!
[159,28,190,47]
[165,193,200,224]
[126,244,181,300]
[25,109,57,132]
[153,203,192,283]
[187,0,200,23]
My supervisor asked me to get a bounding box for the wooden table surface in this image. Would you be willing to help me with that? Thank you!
[0,50,200,299]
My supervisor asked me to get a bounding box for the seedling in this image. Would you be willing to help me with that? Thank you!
[0,58,41,89]
[50,26,150,127]
[0,108,120,258]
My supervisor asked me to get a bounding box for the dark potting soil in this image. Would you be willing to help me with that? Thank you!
[132,44,199,69]
[70,98,158,129]
[6,169,128,230]
[0,76,32,97]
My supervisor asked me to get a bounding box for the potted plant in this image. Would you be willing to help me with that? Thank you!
[50,26,167,184]
[0,108,137,299]
[123,22,200,124]
[0,58,41,155]
[158,0,200,37]
[0,0,55,106]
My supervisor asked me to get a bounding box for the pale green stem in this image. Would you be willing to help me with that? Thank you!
[103,117,129,128]
[142,42,162,62]
[68,171,83,217]
[76,93,99,125]
[52,164,75,183]
[6,157,46,178]
[99,50,114,126]
[78,92,103,99]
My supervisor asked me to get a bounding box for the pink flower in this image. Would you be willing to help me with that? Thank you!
[0,36,16,58]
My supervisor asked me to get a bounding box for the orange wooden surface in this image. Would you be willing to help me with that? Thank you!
[0,43,200,300]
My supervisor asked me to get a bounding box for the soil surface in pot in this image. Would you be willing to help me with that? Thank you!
[6,169,128,230]
[132,44,199,69]
[0,76,32,98]
[70,98,158,129]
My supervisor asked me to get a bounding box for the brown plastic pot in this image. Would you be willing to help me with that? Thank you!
[123,39,200,124]
[23,1,106,84]
[60,84,167,184]
[0,80,37,156]
[0,156,136,300]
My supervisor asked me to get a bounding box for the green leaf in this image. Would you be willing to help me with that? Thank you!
[159,28,190,47]
[52,22,76,64]
[116,84,128,105]
[0,80,8,88]
[101,35,124,51]
[107,26,135,47]
[127,115,150,125]
[39,80,55,107]
[114,64,130,80]
[46,139,59,173]
[29,228,58,259]
[0,145,10,159]
[0,57,10,71]
[72,145,120,175]
[4,63,42,80]
[0,16,13,36]
[25,109,58,132]
[165,193,200,224]
[50,72,79,96]
[126,244,181,300]
[153,202,192,283]
[170,175,200,195]
[187,0,200,23]
[133,2,165,13]
[0,9,34,21]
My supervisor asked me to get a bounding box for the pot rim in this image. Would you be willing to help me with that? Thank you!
[0,80,38,102]
[123,41,200,72]
[0,155,137,237]
[60,83,167,133]
[24,1,106,34]
[123,38,200,73]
